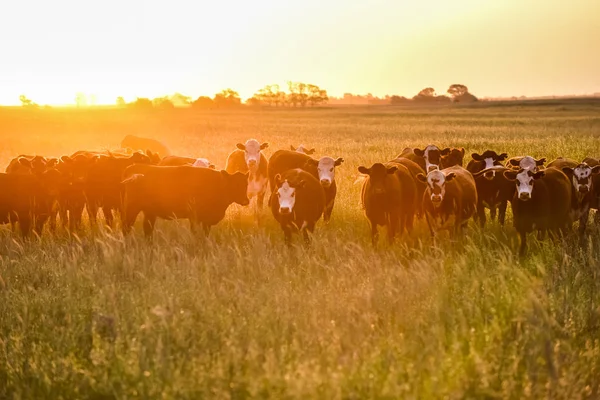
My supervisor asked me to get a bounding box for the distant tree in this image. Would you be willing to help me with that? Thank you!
[418,87,436,97]
[390,95,410,105]
[246,96,263,107]
[447,84,468,98]
[286,81,300,107]
[452,92,478,103]
[169,93,192,106]
[75,92,88,107]
[19,94,38,108]
[307,84,328,106]
[213,89,241,108]
[435,95,452,103]
[191,96,214,108]
[152,96,175,109]
[116,96,126,107]
[128,97,153,109]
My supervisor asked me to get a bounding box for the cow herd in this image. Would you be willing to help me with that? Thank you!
[1,134,599,255]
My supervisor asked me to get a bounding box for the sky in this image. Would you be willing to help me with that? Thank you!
[0,0,599,105]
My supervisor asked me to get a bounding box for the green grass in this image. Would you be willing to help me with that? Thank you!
[1,103,600,398]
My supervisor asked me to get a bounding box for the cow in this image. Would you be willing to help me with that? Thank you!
[506,156,546,171]
[440,147,466,168]
[503,167,571,256]
[267,150,344,222]
[121,165,249,237]
[84,151,155,228]
[583,157,600,222]
[466,150,512,227]
[121,135,171,158]
[387,156,426,218]
[402,145,463,172]
[417,166,478,238]
[158,155,215,169]
[54,153,97,230]
[270,168,325,245]
[225,139,269,213]
[547,158,600,237]
[5,155,58,175]
[290,145,316,155]
[358,162,417,245]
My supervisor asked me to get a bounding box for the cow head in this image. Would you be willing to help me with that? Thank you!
[223,170,250,206]
[562,163,600,194]
[57,154,91,184]
[192,158,212,168]
[503,169,545,201]
[358,163,397,195]
[417,169,457,207]
[414,145,442,172]
[236,139,268,172]
[441,147,465,168]
[472,150,508,180]
[291,144,316,155]
[129,151,152,164]
[508,156,545,171]
[274,174,304,215]
[305,156,344,188]
[39,168,64,198]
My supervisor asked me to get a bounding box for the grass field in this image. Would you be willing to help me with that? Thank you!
[1,102,600,399]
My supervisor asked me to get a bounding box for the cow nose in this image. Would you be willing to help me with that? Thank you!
[320,179,331,188]
[279,207,291,215]
[579,186,589,193]
[248,159,257,166]
[519,192,531,200]
[431,195,442,203]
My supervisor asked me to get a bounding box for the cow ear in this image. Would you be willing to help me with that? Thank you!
[498,153,508,161]
[260,142,269,150]
[460,148,465,156]
[416,173,427,182]
[413,148,425,157]
[440,148,451,156]
[562,167,574,176]
[445,172,456,181]
[503,170,518,181]
[290,145,296,151]
[536,158,546,165]
[60,155,72,163]
[18,157,32,167]
[471,153,483,161]
[357,166,370,175]
[591,165,600,175]
[307,148,316,155]
[508,159,520,167]
[236,143,245,151]
[334,157,344,166]
[533,171,545,180]
[387,166,398,174]
[209,164,216,170]
[274,174,282,185]
[46,158,59,168]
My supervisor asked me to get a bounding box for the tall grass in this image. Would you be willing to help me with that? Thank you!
[0,103,599,398]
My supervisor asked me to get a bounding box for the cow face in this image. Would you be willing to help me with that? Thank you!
[291,145,316,155]
[40,168,64,198]
[192,158,212,168]
[472,150,508,180]
[414,145,442,172]
[509,156,545,171]
[503,169,545,201]
[223,170,250,206]
[129,152,152,164]
[306,157,344,188]
[441,148,465,168]
[236,139,268,172]
[417,170,456,206]
[58,154,91,184]
[563,164,600,194]
[358,163,397,195]
[274,175,304,215]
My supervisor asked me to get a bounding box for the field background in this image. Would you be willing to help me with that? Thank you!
[1,102,600,398]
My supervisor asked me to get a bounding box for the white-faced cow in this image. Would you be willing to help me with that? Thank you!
[225,139,269,212]
[506,156,546,171]
[268,150,344,223]
[417,166,477,238]
[290,145,316,155]
[270,168,325,245]
[547,158,600,237]
[583,157,600,223]
[503,167,571,256]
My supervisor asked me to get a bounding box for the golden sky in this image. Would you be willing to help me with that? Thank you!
[1,0,598,105]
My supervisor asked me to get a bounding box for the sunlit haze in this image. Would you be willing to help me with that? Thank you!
[1,0,599,105]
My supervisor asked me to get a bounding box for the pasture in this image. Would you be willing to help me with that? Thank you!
[1,102,600,398]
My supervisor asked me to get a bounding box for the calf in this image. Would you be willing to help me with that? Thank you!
[270,168,325,245]
[122,165,249,237]
[121,135,171,158]
[290,145,316,155]
[506,156,545,171]
[417,166,477,238]
[358,162,417,245]
[466,150,511,226]
[547,158,600,236]
[225,139,269,211]
[158,155,215,169]
[503,167,571,256]
[268,150,344,222]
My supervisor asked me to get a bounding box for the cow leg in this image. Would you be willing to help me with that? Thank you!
[498,200,508,226]
[370,221,379,247]
[282,225,293,246]
[19,215,32,238]
[122,206,141,235]
[477,202,486,228]
[143,215,156,237]
[103,207,114,228]
[537,229,546,241]
[579,208,590,238]
[87,202,98,227]
[323,201,334,223]
[257,190,265,210]
[387,214,398,244]
[301,227,311,246]
[519,231,527,257]
[490,205,497,221]
[424,212,436,239]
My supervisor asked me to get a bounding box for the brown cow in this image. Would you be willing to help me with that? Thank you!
[387,156,426,218]
[121,165,249,237]
[290,145,316,155]
[268,150,344,222]
[503,167,571,256]
[270,168,325,245]
[226,139,269,212]
[121,135,171,158]
[417,166,478,238]
[583,157,600,222]
[5,155,57,175]
[159,155,216,169]
[547,158,600,237]
[358,162,417,245]
[440,147,465,168]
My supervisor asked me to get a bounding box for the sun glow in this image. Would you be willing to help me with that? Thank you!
[1,0,598,106]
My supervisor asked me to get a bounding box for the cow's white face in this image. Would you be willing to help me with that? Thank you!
[564,164,600,194]
[317,157,343,188]
[276,180,296,215]
[519,156,537,171]
[236,139,268,172]
[414,145,441,172]
[192,158,210,168]
[419,169,456,207]
[504,169,545,201]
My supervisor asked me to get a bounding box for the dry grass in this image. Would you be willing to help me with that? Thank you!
[0,103,600,398]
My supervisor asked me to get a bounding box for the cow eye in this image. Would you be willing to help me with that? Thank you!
[291,192,295,197]
[329,168,333,172]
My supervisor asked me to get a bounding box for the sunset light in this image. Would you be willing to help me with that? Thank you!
[1,0,599,105]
